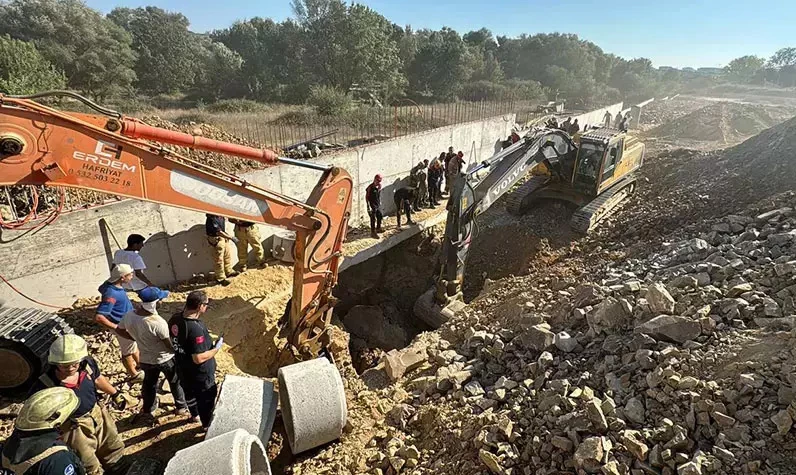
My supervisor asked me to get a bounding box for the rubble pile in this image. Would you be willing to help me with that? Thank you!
[648,102,793,144]
[639,98,711,132]
[140,116,277,175]
[351,201,796,475]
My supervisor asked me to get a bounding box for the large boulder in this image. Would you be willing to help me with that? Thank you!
[587,297,629,334]
[635,315,701,343]
[646,283,675,314]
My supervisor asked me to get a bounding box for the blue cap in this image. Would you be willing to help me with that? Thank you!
[138,286,169,303]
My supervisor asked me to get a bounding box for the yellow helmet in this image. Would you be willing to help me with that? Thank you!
[16,387,79,431]
[48,334,88,365]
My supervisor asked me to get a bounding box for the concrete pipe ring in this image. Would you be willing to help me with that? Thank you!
[164,429,271,475]
[278,357,347,454]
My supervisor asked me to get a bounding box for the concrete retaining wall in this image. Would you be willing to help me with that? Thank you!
[0,115,514,308]
[570,102,624,130]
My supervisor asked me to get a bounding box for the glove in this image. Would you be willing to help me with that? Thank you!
[111,391,127,410]
[214,336,224,350]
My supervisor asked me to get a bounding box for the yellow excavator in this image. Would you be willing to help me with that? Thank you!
[414,126,645,327]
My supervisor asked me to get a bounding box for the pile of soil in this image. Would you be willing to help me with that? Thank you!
[598,113,796,251]
[648,101,793,144]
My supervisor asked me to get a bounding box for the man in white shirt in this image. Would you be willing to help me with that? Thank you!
[113,234,154,292]
[116,287,189,421]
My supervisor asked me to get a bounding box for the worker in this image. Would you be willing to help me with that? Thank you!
[443,147,456,194]
[569,119,580,135]
[436,152,447,197]
[230,219,265,272]
[116,286,189,422]
[365,174,383,238]
[205,214,239,286]
[411,160,429,211]
[446,151,465,187]
[620,114,631,131]
[603,111,613,127]
[427,160,442,207]
[614,111,624,129]
[112,234,154,292]
[393,186,416,229]
[95,264,141,381]
[1,387,86,475]
[168,290,222,430]
[561,117,572,132]
[29,335,127,475]
[546,117,559,129]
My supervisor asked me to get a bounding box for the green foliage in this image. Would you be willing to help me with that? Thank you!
[307,85,353,116]
[204,99,269,114]
[0,35,66,94]
[458,81,508,102]
[108,6,196,94]
[191,38,243,101]
[0,0,136,99]
[408,28,469,100]
[725,55,765,84]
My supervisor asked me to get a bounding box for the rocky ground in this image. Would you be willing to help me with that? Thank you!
[2,95,795,475]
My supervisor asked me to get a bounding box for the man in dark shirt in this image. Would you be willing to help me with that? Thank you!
[427,160,442,207]
[365,175,383,237]
[205,214,239,286]
[569,118,580,135]
[2,387,86,475]
[393,186,416,229]
[169,290,222,430]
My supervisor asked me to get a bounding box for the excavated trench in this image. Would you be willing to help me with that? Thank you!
[334,229,442,373]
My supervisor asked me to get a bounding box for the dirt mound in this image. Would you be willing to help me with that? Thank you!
[600,114,796,249]
[648,101,793,143]
[139,116,277,175]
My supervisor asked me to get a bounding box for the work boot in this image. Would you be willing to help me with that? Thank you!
[407,220,415,225]
[217,279,232,287]
[227,271,239,278]
[238,266,248,273]
[370,231,378,238]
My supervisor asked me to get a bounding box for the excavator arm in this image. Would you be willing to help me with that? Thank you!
[414,128,574,327]
[0,92,353,357]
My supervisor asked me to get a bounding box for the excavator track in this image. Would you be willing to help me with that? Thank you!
[504,176,551,215]
[570,176,637,234]
[0,307,73,394]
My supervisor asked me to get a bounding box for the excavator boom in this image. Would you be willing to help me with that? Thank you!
[0,93,353,356]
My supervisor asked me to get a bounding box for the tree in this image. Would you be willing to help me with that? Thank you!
[0,35,66,94]
[768,47,796,87]
[191,37,243,101]
[108,6,196,94]
[725,55,765,84]
[292,0,406,98]
[408,28,469,100]
[0,0,136,99]
[212,17,306,102]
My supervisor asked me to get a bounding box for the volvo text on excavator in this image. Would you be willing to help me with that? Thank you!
[0,91,353,392]
[414,125,645,327]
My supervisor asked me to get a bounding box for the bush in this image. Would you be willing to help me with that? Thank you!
[458,81,509,102]
[108,96,157,114]
[205,99,270,114]
[503,80,546,102]
[0,35,65,95]
[307,85,354,116]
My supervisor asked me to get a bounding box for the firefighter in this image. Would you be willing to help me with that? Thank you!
[28,335,127,475]
[1,387,86,475]
[230,219,265,271]
[393,186,416,229]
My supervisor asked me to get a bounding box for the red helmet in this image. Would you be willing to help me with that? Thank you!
[374,174,383,183]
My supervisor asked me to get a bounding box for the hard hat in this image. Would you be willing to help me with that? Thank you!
[16,387,79,431]
[48,334,88,365]
[374,174,383,182]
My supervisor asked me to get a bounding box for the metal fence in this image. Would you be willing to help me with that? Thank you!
[0,99,544,224]
[217,98,541,151]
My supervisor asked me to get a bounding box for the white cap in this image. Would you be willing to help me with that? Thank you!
[109,263,134,282]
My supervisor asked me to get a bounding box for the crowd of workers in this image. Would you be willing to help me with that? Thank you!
[1,232,221,474]
[1,144,474,475]
[365,146,466,237]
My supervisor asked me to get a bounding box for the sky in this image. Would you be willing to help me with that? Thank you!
[86,0,794,69]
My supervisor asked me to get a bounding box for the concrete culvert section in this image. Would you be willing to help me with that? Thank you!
[164,429,271,475]
[278,358,347,455]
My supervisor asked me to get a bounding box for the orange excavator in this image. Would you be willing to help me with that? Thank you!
[0,91,353,365]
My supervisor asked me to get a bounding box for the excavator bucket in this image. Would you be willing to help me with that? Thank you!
[413,288,467,329]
